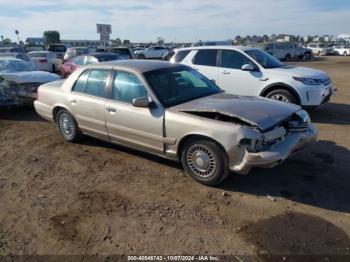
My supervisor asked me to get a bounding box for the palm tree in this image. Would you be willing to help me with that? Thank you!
[15,30,20,43]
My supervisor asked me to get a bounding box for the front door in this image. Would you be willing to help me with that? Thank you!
[105,70,164,154]
[216,50,263,96]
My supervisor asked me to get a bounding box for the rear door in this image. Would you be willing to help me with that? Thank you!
[190,49,219,82]
[68,69,110,140]
[216,49,263,96]
[105,70,164,154]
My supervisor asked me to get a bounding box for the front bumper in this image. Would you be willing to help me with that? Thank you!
[298,84,334,107]
[229,125,318,174]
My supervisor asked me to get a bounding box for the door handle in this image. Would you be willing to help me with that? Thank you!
[70,99,77,105]
[222,71,230,75]
[106,107,116,113]
[259,77,269,81]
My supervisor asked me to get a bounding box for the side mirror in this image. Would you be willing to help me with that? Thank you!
[210,79,216,84]
[132,97,150,108]
[241,64,256,71]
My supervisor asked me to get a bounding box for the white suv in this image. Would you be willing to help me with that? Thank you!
[171,46,334,109]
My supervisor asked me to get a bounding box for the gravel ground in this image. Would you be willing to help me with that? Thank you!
[0,56,349,260]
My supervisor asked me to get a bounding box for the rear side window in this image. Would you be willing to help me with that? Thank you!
[221,50,253,70]
[72,70,90,93]
[174,50,191,62]
[84,70,109,98]
[193,50,217,66]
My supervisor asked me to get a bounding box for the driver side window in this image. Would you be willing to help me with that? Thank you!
[221,50,254,70]
[112,71,148,104]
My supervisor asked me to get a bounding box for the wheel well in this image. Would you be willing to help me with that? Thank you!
[260,84,301,105]
[52,106,67,123]
[177,134,227,159]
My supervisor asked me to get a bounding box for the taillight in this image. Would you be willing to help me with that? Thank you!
[39,59,48,63]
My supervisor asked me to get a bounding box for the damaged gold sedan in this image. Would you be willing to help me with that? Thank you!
[34,60,317,186]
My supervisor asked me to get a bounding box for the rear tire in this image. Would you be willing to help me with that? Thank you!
[181,139,229,186]
[57,110,82,142]
[304,52,312,59]
[284,54,292,61]
[265,89,297,104]
[344,52,348,56]
[137,54,145,59]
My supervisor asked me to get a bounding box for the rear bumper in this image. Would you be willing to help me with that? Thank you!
[34,100,54,122]
[229,125,318,174]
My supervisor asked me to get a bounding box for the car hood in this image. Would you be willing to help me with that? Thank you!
[170,93,301,131]
[267,65,328,78]
[0,71,60,83]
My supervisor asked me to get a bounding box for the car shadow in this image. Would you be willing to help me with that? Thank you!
[220,140,350,213]
[309,102,350,125]
[0,105,44,122]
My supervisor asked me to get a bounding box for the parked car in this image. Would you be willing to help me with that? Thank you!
[28,51,62,73]
[24,44,45,52]
[0,58,60,106]
[108,46,134,59]
[306,43,333,56]
[0,52,33,67]
[260,42,312,60]
[333,44,350,56]
[134,46,168,59]
[171,46,334,109]
[47,44,67,59]
[34,60,317,186]
[60,52,121,78]
[0,47,25,53]
[63,47,92,62]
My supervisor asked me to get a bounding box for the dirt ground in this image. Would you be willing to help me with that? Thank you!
[0,56,350,260]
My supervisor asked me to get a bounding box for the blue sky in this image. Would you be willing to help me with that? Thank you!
[0,0,349,42]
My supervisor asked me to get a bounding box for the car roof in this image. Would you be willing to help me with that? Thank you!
[87,59,183,73]
[175,45,260,52]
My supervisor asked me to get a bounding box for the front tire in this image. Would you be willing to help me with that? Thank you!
[181,139,229,186]
[266,89,297,104]
[137,54,145,59]
[57,110,82,142]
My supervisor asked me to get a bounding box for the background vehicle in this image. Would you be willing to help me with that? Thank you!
[24,44,45,52]
[28,51,62,72]
[307,43,333,56]
[63,47,92,62]
[0,47,25,53]
[34,60,316,186]
[172,46,333,108]
[134,46,168,59]
[47,44,67,59]
[192,40,232,47]
[60,52,121,78]
[333,44,350,56]
[0,52,33,67]
[108,46,134,59]
[0,57,60,106]
[260,42,312,60]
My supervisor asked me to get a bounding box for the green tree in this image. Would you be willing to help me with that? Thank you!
[2,38,12,45]
[43,30,60,46]
[122,39,131,46]
[157,37,165,45]
[111,38,122,46]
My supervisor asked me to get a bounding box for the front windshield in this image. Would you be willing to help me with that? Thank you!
[245,49,285,69]
[0,60,33,72]
[144,66,221,107]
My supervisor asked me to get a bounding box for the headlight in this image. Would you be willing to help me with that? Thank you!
[293,77,323,85]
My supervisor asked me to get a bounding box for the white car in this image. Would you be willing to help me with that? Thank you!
[306,43,333,56]
[28,51,62,72]
[260,42,312,60]
[134,46,168,59]
[171,46,334,109]
[333,44,350,56]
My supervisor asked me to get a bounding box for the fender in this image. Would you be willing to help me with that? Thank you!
[260,82,302,105]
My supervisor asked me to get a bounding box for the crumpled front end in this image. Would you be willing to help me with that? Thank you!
[0,79,40,106]
[228,110,318,174]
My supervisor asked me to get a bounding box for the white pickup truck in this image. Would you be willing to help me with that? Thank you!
[260,42,313,60]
